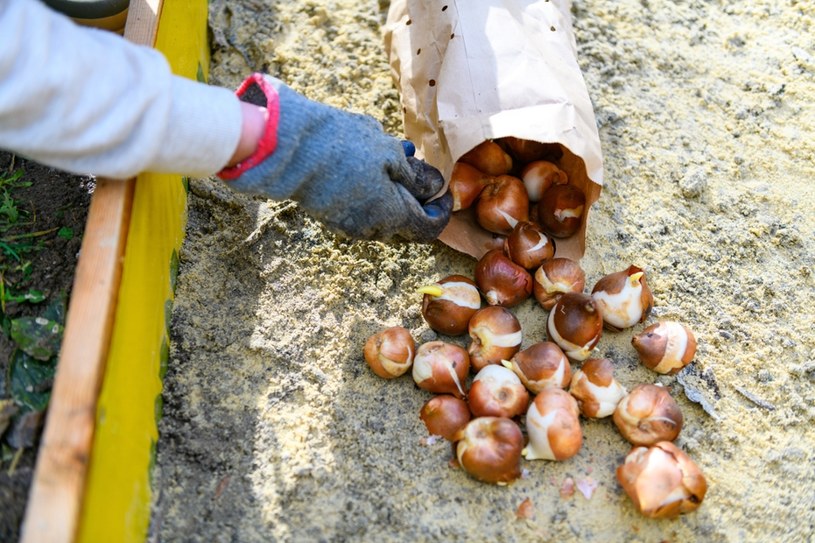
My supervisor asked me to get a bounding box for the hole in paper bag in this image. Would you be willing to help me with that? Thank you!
[417,48,421,55]
[442,5,448,11]
[429,79,437,87]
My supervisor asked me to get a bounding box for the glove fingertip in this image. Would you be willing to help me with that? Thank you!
[401,140,416,157]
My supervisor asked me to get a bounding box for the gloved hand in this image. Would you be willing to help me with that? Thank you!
[218,74,452,242]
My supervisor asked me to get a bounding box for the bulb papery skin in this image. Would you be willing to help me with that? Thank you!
[475,249,533,308]
[420,395,472,441]
[475,175,530,235]
[455,417,524,485]
[520,160,569,202]
[468,306,523,371]
[523,388,582,461]
[468,364,530,418]
[533,258,586,311]
[363,326,415,379]
[412,341,470,398]
[632,321,697,374]
[504,341,571,394]
[538,184,585,238]
[616,441,707,519]
[569,358,627,418]
[421,275,482,336]
[459,140,513,176]
[613,384,683,446]
[546,293,603,361]
[504,221,555,270]
[499,137,563,164]
[591,265,654,330]
[449,161,492,211]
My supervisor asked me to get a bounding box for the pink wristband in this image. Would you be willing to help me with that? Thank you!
[217,73,281,180]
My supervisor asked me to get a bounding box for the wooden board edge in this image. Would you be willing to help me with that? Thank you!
[20,179,135,543]
[20,1,164,541]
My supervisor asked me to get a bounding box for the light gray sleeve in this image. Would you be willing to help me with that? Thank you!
[0,0,242,179]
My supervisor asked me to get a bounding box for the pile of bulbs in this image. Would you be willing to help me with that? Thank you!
[449,137,586,242]
[364,147,707,519]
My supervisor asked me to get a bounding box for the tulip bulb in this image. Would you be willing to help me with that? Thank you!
[468,306,523,371]
[538,184,586,238]
[468,365,530,418]
[475,175,530,235]
[499,137,563,164]
[617,441,707,519]
[613,384,683,446]
[568,358,627,418]
[632,321,697,374]
[502,341,571,393]
[591,265,654,330]
[455,417,524,485]
[449,162,493,211]
[459,140,513,176]
[520,160,568,202]
[475,249,533,307]
[546,292,603,361]
[533,258,586,311]
[419,395,472,441]
[523,388,582,461]
[419,275,481,336]
[504,221,555,270]
[412,341,470,398]
[363,326,415,379]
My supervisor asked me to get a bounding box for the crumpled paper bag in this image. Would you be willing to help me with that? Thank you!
[383,0,603,261]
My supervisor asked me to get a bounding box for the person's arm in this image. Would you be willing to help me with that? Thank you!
[0,0,242,179]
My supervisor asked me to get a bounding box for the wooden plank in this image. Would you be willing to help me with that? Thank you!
[20,179,134,543]
[20,1,164,541]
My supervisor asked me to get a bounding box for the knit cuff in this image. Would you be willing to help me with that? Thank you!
[217,73,281,180]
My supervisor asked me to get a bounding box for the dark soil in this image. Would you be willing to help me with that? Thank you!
[0,150,91,542]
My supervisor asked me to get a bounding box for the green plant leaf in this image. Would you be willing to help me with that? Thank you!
[57,226,74,240]
[42,294,67,325]
[2,288,45,304]
[9,350,55,412]
[10,316,64,361]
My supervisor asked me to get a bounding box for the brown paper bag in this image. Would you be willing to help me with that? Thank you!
[383,0,604,261]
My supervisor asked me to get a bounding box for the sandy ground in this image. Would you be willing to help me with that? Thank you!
[149,1,815,541]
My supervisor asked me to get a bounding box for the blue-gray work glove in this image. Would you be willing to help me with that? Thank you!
[218,74,452,242]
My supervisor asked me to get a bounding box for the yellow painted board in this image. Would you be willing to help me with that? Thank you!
[78,1,210,542]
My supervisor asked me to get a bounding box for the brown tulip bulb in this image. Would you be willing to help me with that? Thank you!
[617,441,707,519]
[455,417,524,485]
[632,321,697,375]
[523,388,582,461]
[546,292,603,361]
[568,357,627,418]
[613,384,683,446]
[418,275,482,336]
[504,221,555,270]
[502,341,571,393]
[468,306,523,371]
[363,326,415,379]
[412,341,470,398]
[538,184,586,238]
[591,265,654,331]
[499,137,562,163]
[468,365,530,418]
[449,162,493,211]
[419,395,472,441]
[533,258,586,310]
[475,249,533,307]
[475,175,530,235]
[459,140,513,176]
[520,160,568,202]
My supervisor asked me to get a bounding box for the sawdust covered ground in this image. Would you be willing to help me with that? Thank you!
[150,1,815,541]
